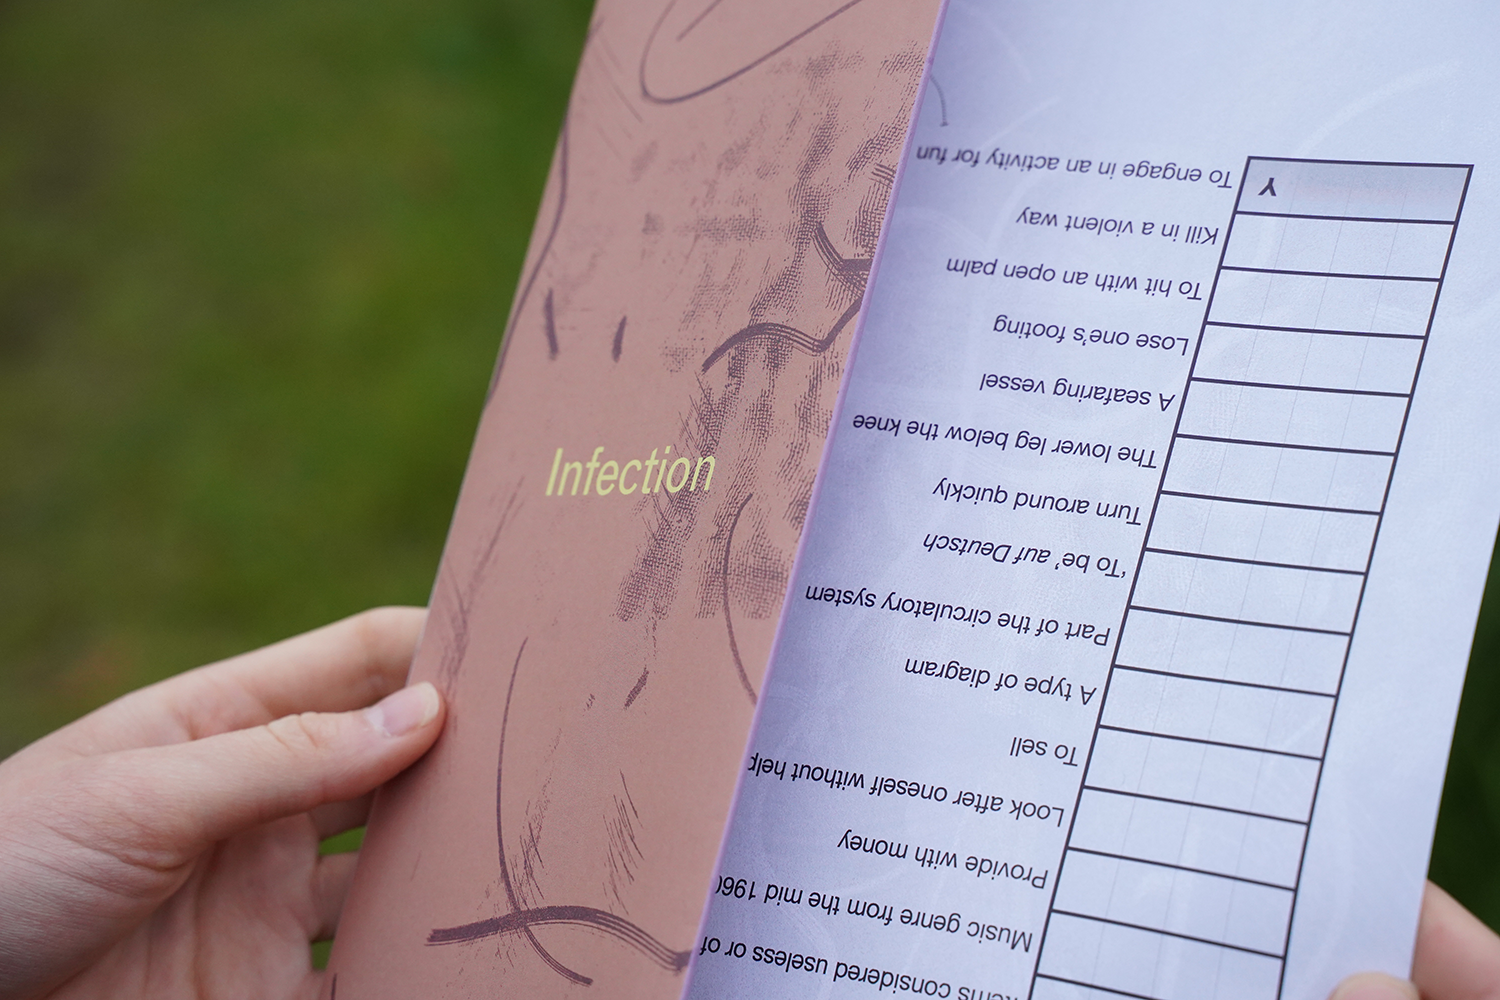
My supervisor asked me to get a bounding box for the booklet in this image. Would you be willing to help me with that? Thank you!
[326,2,1500,998]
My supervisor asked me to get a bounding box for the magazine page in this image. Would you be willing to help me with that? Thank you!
[324,1,945,996]
[685,3,1500,999]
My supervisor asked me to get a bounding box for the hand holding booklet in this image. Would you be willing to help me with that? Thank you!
[326,2,1500,997]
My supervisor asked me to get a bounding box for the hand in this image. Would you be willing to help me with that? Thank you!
[0,607,445,1000]
[1332,881,1500,1000]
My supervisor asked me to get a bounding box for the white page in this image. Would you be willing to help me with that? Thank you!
[682,3,1500,998]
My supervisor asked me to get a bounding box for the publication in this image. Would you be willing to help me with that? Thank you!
[327,3,1500,998]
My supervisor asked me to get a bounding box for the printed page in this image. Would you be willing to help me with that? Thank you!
[322,2,948,997]
[684,3,1500,999]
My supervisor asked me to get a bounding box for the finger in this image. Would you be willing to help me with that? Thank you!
[1328,973,1417,1000]
[311,852,362,942]
[43,607,428,757]
[312,793,374,840]
[201,607,428,721]
[81,682,445,869]
[1412,881,1500,1000]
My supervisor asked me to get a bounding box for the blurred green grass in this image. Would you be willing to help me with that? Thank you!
[0,0,591,739]
[1,0,1498,939]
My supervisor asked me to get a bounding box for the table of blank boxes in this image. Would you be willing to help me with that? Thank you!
[1032,158,1471,1000]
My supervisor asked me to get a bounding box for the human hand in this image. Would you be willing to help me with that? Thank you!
[1330,881,1500,1000]
[0,607,444,1000]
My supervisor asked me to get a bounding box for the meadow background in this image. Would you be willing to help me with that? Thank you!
[2,0,1498,936]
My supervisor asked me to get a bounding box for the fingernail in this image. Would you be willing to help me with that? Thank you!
[365,682,441,737]
[1329,972,1419,1000]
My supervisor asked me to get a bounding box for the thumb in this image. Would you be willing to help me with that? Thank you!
[97,681,445,862]
[1328,973,1418,1000]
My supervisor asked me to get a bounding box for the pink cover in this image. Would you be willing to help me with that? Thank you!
[325,1,943,996]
